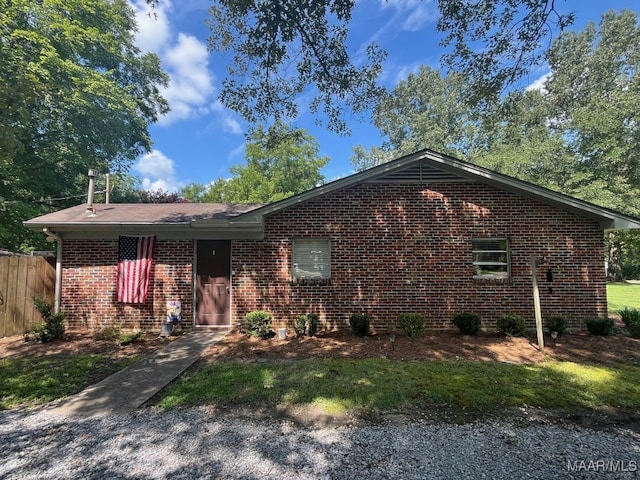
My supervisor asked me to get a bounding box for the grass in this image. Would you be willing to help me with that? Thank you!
[0,354,140,410]
[607,283,640,313]
[156,358,640,414]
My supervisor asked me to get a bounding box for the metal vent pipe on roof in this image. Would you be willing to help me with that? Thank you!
[86,168,97,214]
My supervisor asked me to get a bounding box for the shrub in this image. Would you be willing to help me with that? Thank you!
[295,314,320,337]
[93,325,144,345]
[93,324,122,341]
[119,330,144,346]
[26,298,66,343]
[306,313,320,337]
[586,318,615,336]
[294,315,307,337]
[349,313,371,337]
[497,314,526,337]
[619,308,640,338]
[245,311,273,339]
[399,313,425,338]
[544,316,568,336]
[452,312,481,336]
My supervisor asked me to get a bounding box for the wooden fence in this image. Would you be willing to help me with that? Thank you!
[0,255,55,337]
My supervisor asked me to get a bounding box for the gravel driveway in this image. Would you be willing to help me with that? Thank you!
[1,406,639,479]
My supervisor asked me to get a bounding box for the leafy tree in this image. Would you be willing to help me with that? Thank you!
[0,0,169,251]
[137,189,189,204]
[543,10,640,216]
[182,122,329,203]
[471,89,575,191]
[438,0,574,107]
[351,67,477,170]
[205,0,575,134]
[207,0,386,135]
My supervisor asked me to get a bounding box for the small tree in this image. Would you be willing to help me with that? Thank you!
[27,298,66,343]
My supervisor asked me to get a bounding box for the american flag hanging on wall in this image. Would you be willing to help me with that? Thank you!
[116,235,156,303]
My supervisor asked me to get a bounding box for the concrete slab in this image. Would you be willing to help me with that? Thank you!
[48,330,229,417]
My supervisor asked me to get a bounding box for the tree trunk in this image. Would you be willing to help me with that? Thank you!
[606,231,624,282]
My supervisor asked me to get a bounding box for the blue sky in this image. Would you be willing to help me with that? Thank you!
[128,0,638,193]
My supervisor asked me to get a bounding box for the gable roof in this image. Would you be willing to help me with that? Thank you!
[232,148,640,230]
[24,148,640,239]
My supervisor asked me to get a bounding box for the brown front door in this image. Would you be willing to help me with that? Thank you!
[196,240,231,327]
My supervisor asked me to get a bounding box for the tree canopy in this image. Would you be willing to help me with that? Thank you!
[0,0,169,251]
[182,121,329,204]
[204,0,575,134]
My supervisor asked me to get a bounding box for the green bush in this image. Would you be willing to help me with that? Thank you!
[619,308,640,338]
[306,313,320,337]
[119,330,144,346]
[294,315,307,337]
[349,313,371,337]
[294,314,320,337]
[245,311,273,339]
[545,316,568,336]
[399,313,425,338]
[586,318,615,336]
[452,312,481,336]
[93,324,122,341]
[26,298,66,343]
[497,314,526,337]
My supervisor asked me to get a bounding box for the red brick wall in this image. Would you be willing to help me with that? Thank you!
[61,239,193,331]
[232,182,607,332]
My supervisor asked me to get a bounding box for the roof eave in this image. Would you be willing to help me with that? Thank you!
[23,219,265,240]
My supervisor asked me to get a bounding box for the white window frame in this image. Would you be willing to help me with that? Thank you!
[472,238,510,280]
[292,238,331,281]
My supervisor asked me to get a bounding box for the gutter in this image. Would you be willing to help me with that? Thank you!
[43,228,63,314]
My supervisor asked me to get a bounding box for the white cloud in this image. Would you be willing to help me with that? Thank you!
[228,143,245,163]
[379,0,438,32]
[158,33,215,125]
[134,150,181,192]
[526,72,552,93]
[131,0,172,53]
[223,116,242,135]
[130,0,216,126]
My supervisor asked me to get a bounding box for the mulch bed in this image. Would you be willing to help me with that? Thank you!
[2,328,639,366]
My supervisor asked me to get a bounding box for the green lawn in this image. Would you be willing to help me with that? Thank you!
[156,358,640,415]
[607,283,640,313]
[0,354,139,410]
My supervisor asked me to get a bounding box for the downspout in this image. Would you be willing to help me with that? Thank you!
[43,228,62,314]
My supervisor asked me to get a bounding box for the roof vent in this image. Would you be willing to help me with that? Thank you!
[86,169,98,215]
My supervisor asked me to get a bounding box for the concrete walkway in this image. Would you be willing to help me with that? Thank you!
[48,330,229,417]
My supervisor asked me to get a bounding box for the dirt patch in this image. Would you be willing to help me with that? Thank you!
[199,329,640,365]
[0,331,177,361]
[3,329,639,365]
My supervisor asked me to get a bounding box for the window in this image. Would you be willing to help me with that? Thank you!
[292,238,330,281]
[472,238,510,280]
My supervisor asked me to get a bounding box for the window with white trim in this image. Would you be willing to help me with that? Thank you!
[292,238,331,281]
[472,238,510,280]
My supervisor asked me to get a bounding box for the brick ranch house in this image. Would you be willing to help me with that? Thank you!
[25,149,640,333]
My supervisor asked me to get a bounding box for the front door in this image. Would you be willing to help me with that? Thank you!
[195,240,231,327]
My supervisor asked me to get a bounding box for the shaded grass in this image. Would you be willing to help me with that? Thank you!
[157,359,640,414]
[0,354,139,410]
[608,283,640,313]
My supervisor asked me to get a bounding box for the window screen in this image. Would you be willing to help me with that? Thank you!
[292,238,331,280]
[472,238,510,280]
